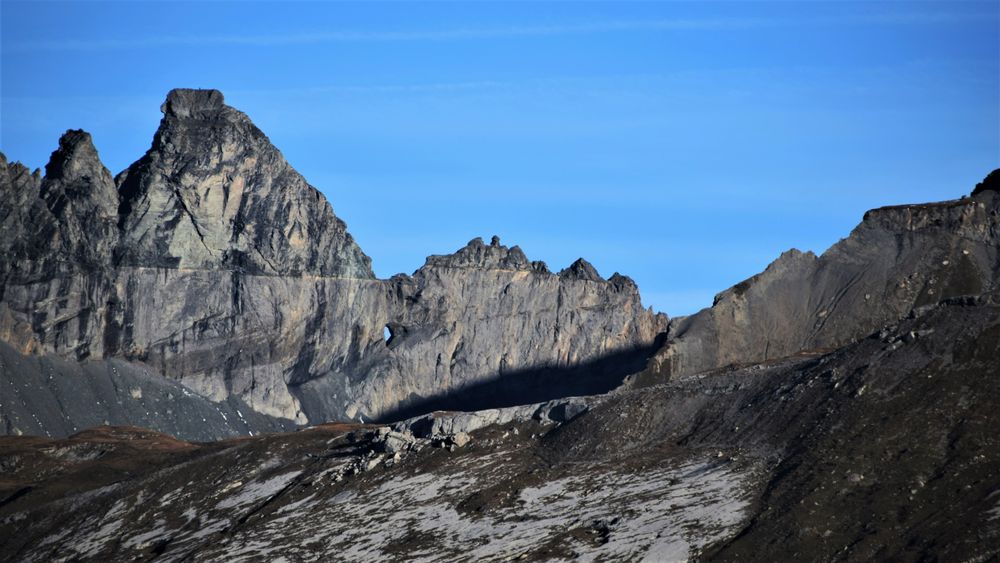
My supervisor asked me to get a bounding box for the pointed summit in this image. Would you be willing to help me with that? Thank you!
[39,130,119,266]
[0,130,118,275]
[116,89,373,278]
[43,130,105,183]
[972,168,1000,197]
[559,258,604,282]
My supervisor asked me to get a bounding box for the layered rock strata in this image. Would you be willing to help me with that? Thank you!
[0,89,666,435]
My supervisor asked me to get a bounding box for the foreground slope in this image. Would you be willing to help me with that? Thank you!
[0,342,295,440]
[2,294,998,560]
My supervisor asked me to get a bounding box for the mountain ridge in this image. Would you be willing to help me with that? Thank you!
[0,88,666,434]
[1,88,999,562]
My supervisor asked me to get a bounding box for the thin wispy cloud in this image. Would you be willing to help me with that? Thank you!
[7,12,990,52]
[8,19,759,52]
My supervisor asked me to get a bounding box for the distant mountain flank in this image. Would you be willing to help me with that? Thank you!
[636,180,1000,384]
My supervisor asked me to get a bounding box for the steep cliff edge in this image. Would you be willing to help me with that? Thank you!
[0,89,665,436]
[299,236,666,422]
[640,171,1000,382]
[116,89,372,278]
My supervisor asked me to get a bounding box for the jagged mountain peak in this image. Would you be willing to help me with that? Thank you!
[44,129,100,177]
[559,258,604,282]
[0,128,118,280]
[115,89,373,278]
[422,236,535,271]
[43,130,116,204]
[160,88,227,118]
[608,272,637,290]
[972,168,1000,197]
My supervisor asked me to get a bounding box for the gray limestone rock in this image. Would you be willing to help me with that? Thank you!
[971,168,1000,196]
[559,258,604,282]
[0,89,666,437]
[0,130,117,281]
[639,170,1000,382]
[0,156,45,280]
[393,396,596,438]
[116,88,372,278]
[38,130,120,268]
[423,236,534,271]
[324,237,666,423]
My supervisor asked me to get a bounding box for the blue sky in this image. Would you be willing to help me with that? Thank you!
[2,1,997,316]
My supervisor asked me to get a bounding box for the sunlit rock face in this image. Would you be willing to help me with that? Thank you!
[309,236,667,423]
[116,88,373,278]
[640,172,1000,383]
[0,89,666,434]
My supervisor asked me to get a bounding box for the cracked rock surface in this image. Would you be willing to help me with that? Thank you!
[639,177,1000,383]
[0,88,666,435]
[3,296,999,561]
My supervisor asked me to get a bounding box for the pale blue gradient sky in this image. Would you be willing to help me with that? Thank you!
[2,1,997,315]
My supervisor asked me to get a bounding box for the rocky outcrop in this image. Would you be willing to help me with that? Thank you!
[0,157,43,278]
[0,131,118,279]
[422,235,544,272]
[559,258,604,282]
[295,236,666,423]
[394,395,593,439]
[40,130,120,268]
[116,89,372,278]
[972,168,1000,196]
[640,171,1000,381]
[0,89,666,436]
[0,132,120,357]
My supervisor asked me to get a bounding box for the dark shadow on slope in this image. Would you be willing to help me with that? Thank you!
[0,341,296,441]
[376,333,667,423]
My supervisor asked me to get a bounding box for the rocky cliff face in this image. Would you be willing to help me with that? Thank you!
[0,130,119,279]
[0,89,666,435]
[639,175,1000,382]
[116,89,372,278]
[305,236,665,423]
[4,294,999,561]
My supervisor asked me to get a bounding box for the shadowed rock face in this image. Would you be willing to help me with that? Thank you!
[303,236,665,423]
[0,156,44,280]
[559,258,604,282]
[39,130,120,268]
[640,173,1000,382]
[0,131,118,280]
[0,89,666,435]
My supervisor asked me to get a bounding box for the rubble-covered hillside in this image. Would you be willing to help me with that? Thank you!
[2,293,999,560]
